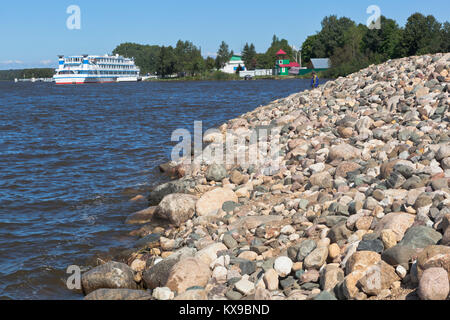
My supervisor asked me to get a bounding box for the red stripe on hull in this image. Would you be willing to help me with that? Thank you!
[55,81,116,85]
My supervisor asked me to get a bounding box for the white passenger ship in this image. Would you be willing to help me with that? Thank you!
[53,54,141,84]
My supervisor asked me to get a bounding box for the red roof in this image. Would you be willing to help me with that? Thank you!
[276,49,287,55]
[279,62,300,68]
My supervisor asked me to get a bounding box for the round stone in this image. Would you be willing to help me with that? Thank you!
[274,256,293,277]
[418,267,449,300]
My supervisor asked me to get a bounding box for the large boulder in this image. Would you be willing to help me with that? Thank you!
[328,144,361,161]
[358,260,400,296]
[81,261,137,295]
[125,207,156,225]
[166,258,212,294]
[84,289,152,300]
[335,162,361,178]
[397,226,442,249]
[195,242,228,265]
[143,259,178,290]
[142,247,196,289]
[416,245,450,281]
[373,212,415,242]
[309,171,333,189]
[304,247,329,269]
[328,222,353,243]
[436,144,450,161]
[148,178,196,205]
[196,188,238,216]
[381,245,418,269]
[418,268,449,300]
[320,264,344,291]
[345,251,381,275]
[155,193,198,226]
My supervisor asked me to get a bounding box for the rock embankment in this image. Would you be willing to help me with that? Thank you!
[82,53,450,300]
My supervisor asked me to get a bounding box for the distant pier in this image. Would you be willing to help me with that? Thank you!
[15,78,54,83]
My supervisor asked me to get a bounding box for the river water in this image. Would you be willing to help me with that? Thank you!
[0,79,318,299]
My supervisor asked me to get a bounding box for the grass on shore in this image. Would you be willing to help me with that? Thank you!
[145,71,320,82]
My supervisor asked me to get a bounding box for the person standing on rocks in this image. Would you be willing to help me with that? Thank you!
[311,72,319,88]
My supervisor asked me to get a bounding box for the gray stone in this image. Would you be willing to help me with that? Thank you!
[84,289,152,300]
[398,226,442,249]
[381,245,418,269]
[142,249,196,289]
[239,260,256,275]
[81,261,137,295]
[297,239,317,261]
[134,233,161,250]
[222,201,240,213]
[155,193,197,226]
[431,179,448,191]
[206,164,227,182]
[148,178,196,205]
[223,234,238,249]
[394,164,414,179]
[280,277,296,289]
[357,239,384,254]
[226,290,243,300]
[328,222,352,243]
[313,290,338,300]
[386,172,406,189]
[304,247,328,269]
[125,207,156,225]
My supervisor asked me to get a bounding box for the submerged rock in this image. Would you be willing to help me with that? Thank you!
[81,261,137,295]
[84,289,152,300]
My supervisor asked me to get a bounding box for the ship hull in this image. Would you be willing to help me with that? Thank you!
[54,76,117,84]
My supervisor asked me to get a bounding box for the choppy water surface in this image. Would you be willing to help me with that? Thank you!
[0,79,319,299]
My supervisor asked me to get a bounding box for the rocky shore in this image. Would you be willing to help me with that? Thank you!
[81,53,449,301]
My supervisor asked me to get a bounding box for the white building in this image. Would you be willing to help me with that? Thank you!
[220,55,246,74]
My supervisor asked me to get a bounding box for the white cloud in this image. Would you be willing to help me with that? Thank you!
[39,60,53,65]
[0,60,24,64]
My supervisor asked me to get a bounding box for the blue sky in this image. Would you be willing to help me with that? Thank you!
[0,0,449,69]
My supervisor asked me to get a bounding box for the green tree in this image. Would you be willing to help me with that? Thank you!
[204,57,216,70]
[242,43,257,70]
[441,22,450,52]
[215,41,232,69]
[301,34,321,64]
[113,42,160,74]
[402,13,442,56]
[157,46,176,77]
[301,16,354,64]
[317,16,356,58]
[174,40,204,76]
[362,16,402,61]
[328,24,370,77]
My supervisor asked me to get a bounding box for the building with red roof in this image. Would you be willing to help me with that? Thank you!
[274,49,300,75]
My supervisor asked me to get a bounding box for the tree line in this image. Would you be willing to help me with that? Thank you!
[113,12,448,79]
[303,13,449,77]
[0,68,54,81]
[112,36,297,77]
